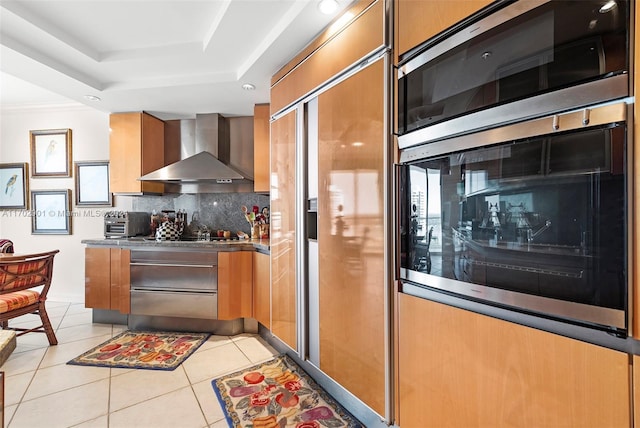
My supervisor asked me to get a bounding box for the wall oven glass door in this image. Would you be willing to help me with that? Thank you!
[398,103,628,333]
[397,0,629,143]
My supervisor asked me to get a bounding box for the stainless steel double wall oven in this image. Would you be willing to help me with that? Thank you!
[396,0,631,335]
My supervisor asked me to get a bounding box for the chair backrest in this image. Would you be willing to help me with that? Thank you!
[0,250,59,295]
[0,239,14,253]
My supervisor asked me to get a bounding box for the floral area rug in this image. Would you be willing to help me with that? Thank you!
[212,354,364,428]
[67,330,210,371]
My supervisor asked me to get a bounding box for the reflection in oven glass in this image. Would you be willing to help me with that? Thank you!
[401,125,626,313]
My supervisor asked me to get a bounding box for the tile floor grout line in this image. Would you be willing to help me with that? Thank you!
[5,344,48,428]
[184,364,211,428]
[5,304,280,428]
[107,365,112,428]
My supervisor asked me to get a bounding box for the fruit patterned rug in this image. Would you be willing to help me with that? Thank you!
[212,354,364,428]
[67,330,210,371]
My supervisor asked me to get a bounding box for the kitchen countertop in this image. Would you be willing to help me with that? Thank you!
[82,237,270,253]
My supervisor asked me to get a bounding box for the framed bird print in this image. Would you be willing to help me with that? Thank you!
[30,129,72,177]
[0,163,29,210]
[31,189,72,235]
[74,161,112,206]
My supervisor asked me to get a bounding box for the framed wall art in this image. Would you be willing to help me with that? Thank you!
[74,161,112,206]
[31,189,72,235]
[30,129,72,177]
[0,163,29,210]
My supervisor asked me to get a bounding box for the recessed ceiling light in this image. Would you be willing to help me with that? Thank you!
[84,94,101,101]
[599,0,617,13]
[318,0,338,14]
[242,83,256,90]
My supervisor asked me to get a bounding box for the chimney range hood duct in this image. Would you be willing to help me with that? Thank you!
[139,113,254,193]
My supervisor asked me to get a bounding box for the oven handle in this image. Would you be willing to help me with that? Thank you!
[130,262,215,269]
[399,101,627,162]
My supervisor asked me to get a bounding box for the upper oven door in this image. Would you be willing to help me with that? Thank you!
[397,0,629,147]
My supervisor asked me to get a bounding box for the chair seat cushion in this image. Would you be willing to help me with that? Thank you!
[0,290,40,313]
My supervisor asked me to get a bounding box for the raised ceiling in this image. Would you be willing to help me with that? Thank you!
[0,0,353,120]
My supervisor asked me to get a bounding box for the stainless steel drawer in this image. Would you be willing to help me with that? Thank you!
[130,248,217,292]
[130,264,217,292]
[130,290,217,319]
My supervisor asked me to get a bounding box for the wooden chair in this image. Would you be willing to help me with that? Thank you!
[0,239,14,253]
[0,250,59,345]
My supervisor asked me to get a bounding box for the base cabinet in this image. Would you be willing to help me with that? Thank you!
[397,293,631,428]
[85,247,130,313]
[253,251,270,328]
[218,251,253,320]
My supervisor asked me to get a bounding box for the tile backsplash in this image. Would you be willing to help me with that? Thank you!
[132,193,269,236]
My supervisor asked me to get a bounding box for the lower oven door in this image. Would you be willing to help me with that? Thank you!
[397,101,628,333]
[130,289,218,320]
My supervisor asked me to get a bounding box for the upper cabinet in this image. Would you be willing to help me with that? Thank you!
[253,104,271,193]
[110,112,165,194]
[395,0,493,60]
[270,0,386,114]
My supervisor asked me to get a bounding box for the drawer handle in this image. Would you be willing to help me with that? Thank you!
[131,288,217,294]
[130,262,215,268]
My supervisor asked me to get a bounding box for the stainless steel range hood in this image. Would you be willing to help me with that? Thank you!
[139,113,254,193]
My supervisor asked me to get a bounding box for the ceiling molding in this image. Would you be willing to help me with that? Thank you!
[202,0,232,53]
[0,0,354,118]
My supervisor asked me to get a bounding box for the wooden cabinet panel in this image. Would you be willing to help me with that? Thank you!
[635,355,639,427]
[253,251,271,329]
[396,0,493,58]
[85,248,111,310]
[633,2,640,340]
[270,110,297,350]
[110,112,164,194]
[85,247,130,313]
[218,251,253,320]
[317,58,386,415]
[253,104,271,193]
[114,249,130,314]
[397,293,631,428]
[271,0,385,114]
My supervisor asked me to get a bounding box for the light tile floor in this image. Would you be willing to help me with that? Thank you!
[1,301,279,428]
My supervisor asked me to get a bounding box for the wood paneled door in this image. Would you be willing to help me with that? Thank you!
[316,57,387,416]
[397,293,631,428]
[85,247,130,313]
[270,109,297,351]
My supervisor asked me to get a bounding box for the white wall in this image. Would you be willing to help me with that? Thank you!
[0,103,131,302]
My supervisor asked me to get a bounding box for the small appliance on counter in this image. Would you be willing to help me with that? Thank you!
[104,211,151,238]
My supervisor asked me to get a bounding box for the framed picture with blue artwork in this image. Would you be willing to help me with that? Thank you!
[0,163,29,210]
